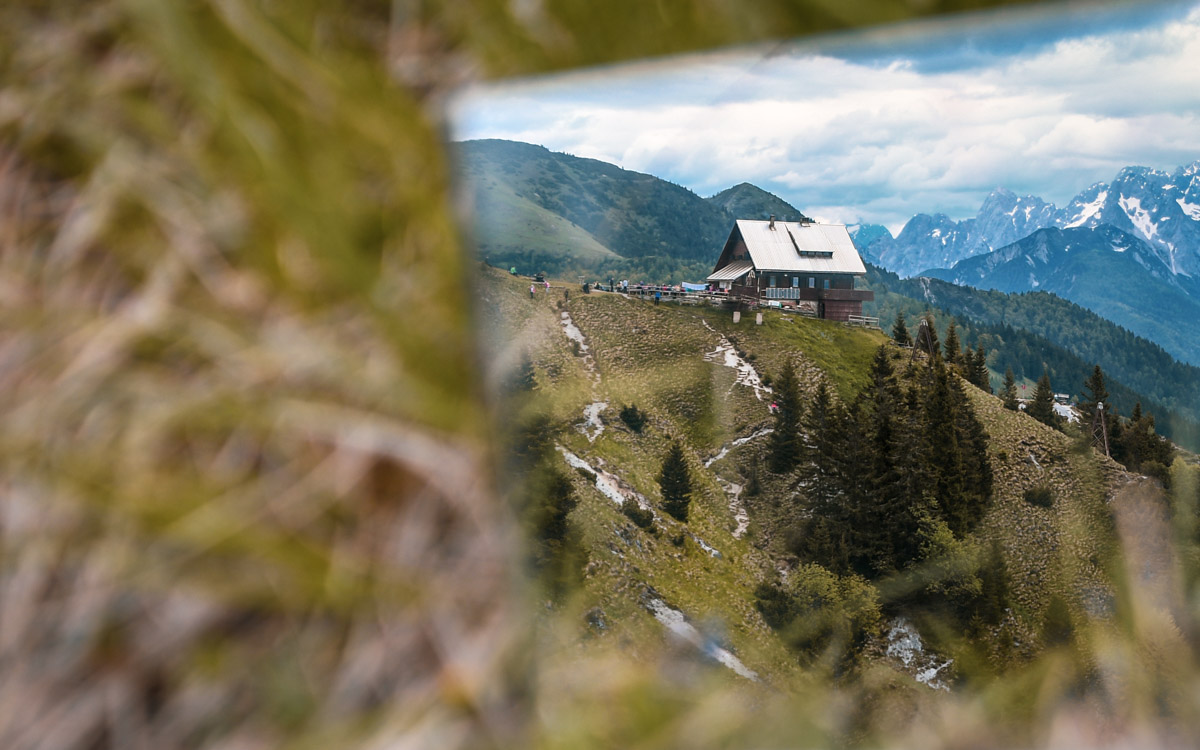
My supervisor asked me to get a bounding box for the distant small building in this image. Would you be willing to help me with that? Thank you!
[706,218,874,321]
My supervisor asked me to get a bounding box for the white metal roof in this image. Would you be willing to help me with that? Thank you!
[734,220,867,275]
[705,259,754,282]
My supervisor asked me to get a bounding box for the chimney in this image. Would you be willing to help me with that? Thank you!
[768,215,775,229]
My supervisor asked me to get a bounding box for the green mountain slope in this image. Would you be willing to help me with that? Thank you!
[467,170,621,269]
[479,265,1141,691]
[706,182,808,222]
[455,139,731,269]
[930,226,1200,366]
[864,264,1200,447]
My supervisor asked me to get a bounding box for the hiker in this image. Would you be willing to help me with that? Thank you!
[654,290,661,306]
[529,284,535,299]
[544,280,550,291]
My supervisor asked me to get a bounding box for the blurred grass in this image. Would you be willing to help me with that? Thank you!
[5,0,1182,749]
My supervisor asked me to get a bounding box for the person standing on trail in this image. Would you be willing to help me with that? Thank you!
[544,280,550,291]
[654,290,661,306]
[529,284,535,299]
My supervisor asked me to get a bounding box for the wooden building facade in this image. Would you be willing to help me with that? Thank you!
[706,218,874,321]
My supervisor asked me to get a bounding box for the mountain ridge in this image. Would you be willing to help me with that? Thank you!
[868,159,1200,278]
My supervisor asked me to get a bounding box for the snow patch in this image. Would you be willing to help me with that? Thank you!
[704,428,771,539]
[704,427,774,468]
[558,447,649,509]
[645,597,759,681]
[560,311,588,352]
[886,617,951,691]
[1177,197,1200,221]
[1119,195,1159,241]
[579,401,608,442]
[1064,190,1106,228]
[701,321,772,401]
[717,478,750,538]
[1053,402,1078,423]
[690,534,722,558]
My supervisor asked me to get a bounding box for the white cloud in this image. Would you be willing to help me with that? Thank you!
[450,1,1200,228]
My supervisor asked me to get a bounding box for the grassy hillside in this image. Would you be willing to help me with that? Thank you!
[466,170,621,270]
[478,264,1145,707]
[456,139,730,262]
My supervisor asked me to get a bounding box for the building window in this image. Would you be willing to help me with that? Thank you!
[792,276,799,287]
[808,277,815,288]
[769,275,777,288]
[823,279,831,289]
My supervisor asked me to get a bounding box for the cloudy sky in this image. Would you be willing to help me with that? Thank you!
[450,0,1200,233]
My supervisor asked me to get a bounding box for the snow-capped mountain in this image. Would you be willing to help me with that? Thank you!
[870,189,1059,277]
[930,225,1200,365]
[1057,163,1200,277]
[869,160,1200,279]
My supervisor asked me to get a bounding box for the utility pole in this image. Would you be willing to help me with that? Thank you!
[911,318,937,366]
[1092,402,1110,457]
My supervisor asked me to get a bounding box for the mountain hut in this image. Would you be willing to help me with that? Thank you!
[706,218,874,321]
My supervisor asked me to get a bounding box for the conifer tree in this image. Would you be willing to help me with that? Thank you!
[922,358,966,534]
[659,442,692,522]
[768,359,804,473]
[859,345,920,574]
[891,311,911,347]
[1116,402,1174,473]
[970,344,992,393]
[1079,364,1116,442]
[943,321,962,366]
[1028,372,1059,428]
[796,380,855,573]
[1079,365,1110,414]
[1001,367,1019,410]
[526,466,581,597]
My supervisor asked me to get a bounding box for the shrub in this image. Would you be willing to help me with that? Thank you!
[619,404,647,433]
[1024,485,1054,508]
[621,501,655,530]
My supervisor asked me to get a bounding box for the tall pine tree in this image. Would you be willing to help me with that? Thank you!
[1028,372,1059,428]
[892,311,911,347]
[1078,365,1116,443]
[768,358,804,473]
[943,322,962,366]
[859,345,921,574]
[1001,367,1019,410]
[796,379,856,574]
[659,442,693,522]
[969,343,992,393]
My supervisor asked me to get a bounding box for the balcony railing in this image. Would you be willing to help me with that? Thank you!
[741,286,874,302]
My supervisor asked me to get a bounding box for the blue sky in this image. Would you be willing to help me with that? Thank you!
[450,0,1200,234]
